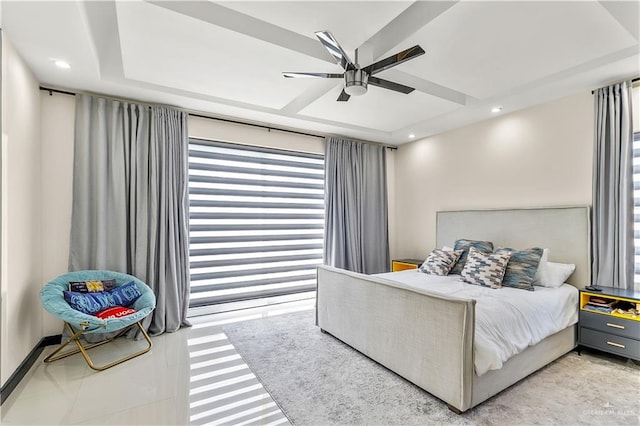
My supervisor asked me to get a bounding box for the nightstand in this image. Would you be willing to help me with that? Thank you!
[391,259,423,272]
[578,286,640,361]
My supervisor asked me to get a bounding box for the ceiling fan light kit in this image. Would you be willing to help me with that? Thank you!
[344,69,368,96]
[283,30,425,102]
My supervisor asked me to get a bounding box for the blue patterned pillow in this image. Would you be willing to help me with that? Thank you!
[109,281,142,306]
[419,249,463,275]
[63,281,142,315]
[63,290,114,315]
[460,247,511,288]
[496,247,543,291]
[449,239,495,275]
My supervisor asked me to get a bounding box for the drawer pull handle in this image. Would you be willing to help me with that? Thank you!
[606,341,625,349]
[606,323,625,330]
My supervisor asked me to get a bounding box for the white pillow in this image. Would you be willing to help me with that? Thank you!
[539,261,576,288]
[442,246,454,252]
[532,248,549,286]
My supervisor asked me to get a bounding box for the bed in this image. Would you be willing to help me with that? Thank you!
[315,206,590,413]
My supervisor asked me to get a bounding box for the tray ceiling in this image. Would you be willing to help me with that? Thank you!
[2,1,638,145]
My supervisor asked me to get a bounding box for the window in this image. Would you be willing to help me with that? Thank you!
[634,132,640,283]
[188,139,325,308]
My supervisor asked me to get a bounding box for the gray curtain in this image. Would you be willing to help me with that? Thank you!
[592,81,634,289]
[324,137,390,274]
[70,94,190,334]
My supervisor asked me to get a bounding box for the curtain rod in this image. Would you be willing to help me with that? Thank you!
[39,85,398,150]
[189,113,324,140]
[41,87,76,97]
[591,77,639,94]
[40,85,184,110]
[189,113,398,150]
[39,86,323,140]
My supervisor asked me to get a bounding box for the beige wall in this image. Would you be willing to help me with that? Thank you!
[393,92,594,261]
[188,116,324,155]
[1,35,43,386]
[40,92,75,336]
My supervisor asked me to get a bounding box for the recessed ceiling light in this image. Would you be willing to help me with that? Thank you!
[54,60,71,69]
[491,106,502,113]
[409,134,415,139]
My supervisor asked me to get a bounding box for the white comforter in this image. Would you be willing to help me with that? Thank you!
[375,270,578,376]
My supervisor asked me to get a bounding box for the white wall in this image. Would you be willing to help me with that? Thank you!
[393,92,594,261]
[1,35,42,386]
[40,92,75,336]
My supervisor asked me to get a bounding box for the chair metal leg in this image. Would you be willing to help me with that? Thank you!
[43,324,87,363]
[44,322,153,371]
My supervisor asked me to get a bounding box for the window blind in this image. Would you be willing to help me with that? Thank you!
[188,139,324,307]
[634,132,640,284]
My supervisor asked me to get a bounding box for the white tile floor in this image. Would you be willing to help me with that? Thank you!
[1,299,315,425]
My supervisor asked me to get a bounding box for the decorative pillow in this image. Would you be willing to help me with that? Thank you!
[95,306,137,319]
[538,262,576,288]
[63,281,142,315]
[68,279,116,293]
[109,281,142,306]
[419,249,463,275]
[495,247,543,291]
[460,247,511,289]
[63,290,114,315]
[449,239,495,275]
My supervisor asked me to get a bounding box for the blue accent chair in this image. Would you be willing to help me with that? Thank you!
[40,270,156,371]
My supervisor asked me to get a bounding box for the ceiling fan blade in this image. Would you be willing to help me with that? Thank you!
[337,89,351,102]
[363,45,425,75]
[283,72,344,78]
[368,76,415,94]
[315,31,355,71]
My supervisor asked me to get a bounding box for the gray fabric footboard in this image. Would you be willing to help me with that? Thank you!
[316,265,476,412]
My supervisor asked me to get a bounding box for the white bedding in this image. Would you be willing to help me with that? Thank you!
[374,270,578,376]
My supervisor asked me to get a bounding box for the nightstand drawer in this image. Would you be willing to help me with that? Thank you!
[580,328,640,360]
[579,310,640,339]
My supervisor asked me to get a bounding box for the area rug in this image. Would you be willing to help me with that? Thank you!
[222,310,640,425]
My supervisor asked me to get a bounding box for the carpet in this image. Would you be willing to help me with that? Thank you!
[222,310,640,425]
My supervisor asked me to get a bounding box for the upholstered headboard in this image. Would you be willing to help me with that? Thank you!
[436,206,591,288]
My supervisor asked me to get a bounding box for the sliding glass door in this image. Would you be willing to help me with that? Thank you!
[188,139,325,310]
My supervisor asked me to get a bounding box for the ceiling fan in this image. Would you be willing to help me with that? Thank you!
[283,31,425,102]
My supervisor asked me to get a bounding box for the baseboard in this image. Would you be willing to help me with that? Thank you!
[0,334,62,405]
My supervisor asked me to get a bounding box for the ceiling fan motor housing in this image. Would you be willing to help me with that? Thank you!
[345,69,368,96]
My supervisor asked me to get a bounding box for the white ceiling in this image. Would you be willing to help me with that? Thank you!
[1,1,638,145]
